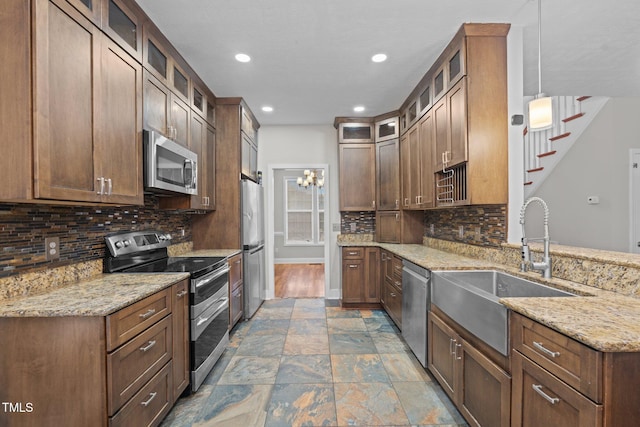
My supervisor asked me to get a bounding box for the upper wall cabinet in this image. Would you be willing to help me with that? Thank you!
[0,0,143,205]
[101,0,143,62]
[337,121,374,143]
[375,116,399,143]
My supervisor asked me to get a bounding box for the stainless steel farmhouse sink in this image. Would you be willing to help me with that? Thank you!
[431,270,575,355]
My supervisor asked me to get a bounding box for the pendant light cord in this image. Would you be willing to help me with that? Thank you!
[537,0,542,96]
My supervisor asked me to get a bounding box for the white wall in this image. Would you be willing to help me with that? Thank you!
[257,125,341,299]
[527,98,640,252]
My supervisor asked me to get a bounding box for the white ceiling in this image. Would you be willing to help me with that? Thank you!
[136,0,640,126]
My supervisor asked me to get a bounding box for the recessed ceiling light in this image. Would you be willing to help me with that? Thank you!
[371,53,387,63]
[353,106,365,113]
[235,53,251,63]
[262,106,274,112]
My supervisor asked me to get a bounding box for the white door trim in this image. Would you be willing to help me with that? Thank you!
[629,149,640,253]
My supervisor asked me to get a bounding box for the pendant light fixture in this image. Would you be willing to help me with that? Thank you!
[528,0,553,131]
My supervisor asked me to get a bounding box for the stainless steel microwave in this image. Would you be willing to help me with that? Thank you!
[143,130,197,195]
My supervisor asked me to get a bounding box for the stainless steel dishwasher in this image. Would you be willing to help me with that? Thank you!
[402,260,430,367]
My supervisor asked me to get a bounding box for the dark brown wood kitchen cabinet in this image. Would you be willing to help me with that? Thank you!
[380,251,402,328]
[102,0,144,62]
[428,308,511,427]
[511,311,640,427]
[171,280,190,402]
[229,253,244,329]
[376,137,400,211]
[143,70,190,148]
[0,280,188,426]
[341,247,380,308]
[192,98,259,250]
[339,144,376,211]
[0,0,143,205]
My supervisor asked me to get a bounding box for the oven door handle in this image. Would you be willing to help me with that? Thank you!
[196,298,229,326]
[194,264,230,290]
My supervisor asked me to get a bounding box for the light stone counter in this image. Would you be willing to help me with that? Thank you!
[339,237,640,352]
[0,273,189,317]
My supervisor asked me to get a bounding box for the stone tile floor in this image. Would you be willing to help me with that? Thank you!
[161,298,467,427]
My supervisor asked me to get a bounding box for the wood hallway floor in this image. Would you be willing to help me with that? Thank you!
[275,263,325,298]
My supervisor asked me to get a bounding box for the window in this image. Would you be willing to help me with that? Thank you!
[284,176,324,245]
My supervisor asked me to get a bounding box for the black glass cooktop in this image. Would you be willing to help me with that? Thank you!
[124,256,226,277]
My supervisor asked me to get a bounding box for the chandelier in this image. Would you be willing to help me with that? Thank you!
[297,169,324,188]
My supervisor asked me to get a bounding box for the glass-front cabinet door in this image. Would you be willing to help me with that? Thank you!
[103,0,142,61]
[66,0,101,24]
[375,117,399,142]
[338,123,374,143]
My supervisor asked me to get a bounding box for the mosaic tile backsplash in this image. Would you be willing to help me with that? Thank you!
[340,205,507,248]
[0,195,192,277]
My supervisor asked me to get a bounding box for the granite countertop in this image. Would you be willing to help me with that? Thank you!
[0,273,189,317]
[340,240,640,353]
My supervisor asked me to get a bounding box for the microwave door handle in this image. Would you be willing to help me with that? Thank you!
[184,159,197,189]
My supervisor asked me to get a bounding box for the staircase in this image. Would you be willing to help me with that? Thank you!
[523,96,609,198]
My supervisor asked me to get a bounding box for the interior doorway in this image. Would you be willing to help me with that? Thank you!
[630,149,640,253]
[265,164,331,300]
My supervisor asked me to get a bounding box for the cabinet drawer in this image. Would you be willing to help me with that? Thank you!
[510,312,602,402]
[512,351,602,427]
[342,247,364,259]
[108,315,173,415]
[110,361,173,427]
[107,288,171,351]
[229,254,243,289]
[392,257,403,281]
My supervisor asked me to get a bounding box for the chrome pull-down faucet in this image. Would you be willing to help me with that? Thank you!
[519,197,552,279]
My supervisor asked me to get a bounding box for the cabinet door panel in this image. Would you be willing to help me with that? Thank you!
[376,212,401,243]
[339,144,375,211]
[342,259,364,303]
[172,281,189,400]
[143,71,170,136]
[376,138,399,210]
[408,126,421,208]
[400,135,411,209]
[189,113,206,209]
[448,79,467,166]
[205,125,216,210]
[171,96,190,147]
[364,247,380,302]
[460,338,511,427]
[97,36,143,204]
[418,113,435,207]
[34,0,100,202]
[433,98,448,172]
[428,312,457,400]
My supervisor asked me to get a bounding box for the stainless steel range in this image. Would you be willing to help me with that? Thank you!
[104,230,230,393]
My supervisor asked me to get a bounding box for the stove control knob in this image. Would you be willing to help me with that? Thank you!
[158,234,166,241]
[123,239,131,247]
[114,241,124,249]
[164,233,172,241]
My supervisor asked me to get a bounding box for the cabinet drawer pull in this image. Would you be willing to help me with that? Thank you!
[532,384,560,405]
[347,251,358,255]
[139,340,156,352]
[139,309,156,319]
[390,292,396,297]
[533,341,560,358]
[176,290,188,298]
[348,264,358,268]
[404,198,409,206]
[140,392,158,407]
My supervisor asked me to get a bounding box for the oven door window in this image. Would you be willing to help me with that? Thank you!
[192,264,229,316]
[191,292,229,368]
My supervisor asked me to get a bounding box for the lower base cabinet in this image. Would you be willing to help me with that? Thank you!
[510,311,640,426]
[229,253,244,329]
[0,279,189,427]
[341,247,380,308]
[428,309,511,427]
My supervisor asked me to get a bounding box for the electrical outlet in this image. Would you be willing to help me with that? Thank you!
[350,223,356,233]
[458,225,464,238]
[45,237,60,261]
[430,224,435,235]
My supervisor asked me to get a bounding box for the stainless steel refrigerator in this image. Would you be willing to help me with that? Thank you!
[241,179,265,319]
